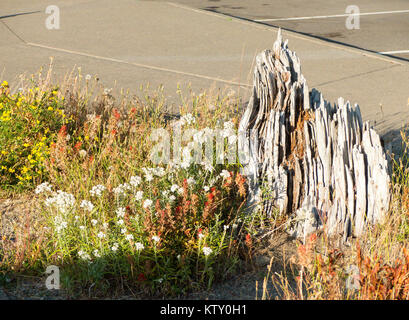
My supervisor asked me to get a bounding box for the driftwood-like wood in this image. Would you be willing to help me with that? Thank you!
[239,30,391,240]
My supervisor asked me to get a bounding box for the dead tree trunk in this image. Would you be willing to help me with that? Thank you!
[239,30,391,241]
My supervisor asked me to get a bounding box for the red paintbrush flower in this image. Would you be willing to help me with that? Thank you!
[58,125,67,136]
[245,233,252,247]
[207,193,214,201]
[74,141,82,151]
[137,273,147,282]
[112,108,121,120]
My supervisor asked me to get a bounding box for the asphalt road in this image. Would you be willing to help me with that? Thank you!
[160,0,409,61]
[1,0,408,138]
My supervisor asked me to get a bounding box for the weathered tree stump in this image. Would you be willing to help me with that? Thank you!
[239,30,391,241]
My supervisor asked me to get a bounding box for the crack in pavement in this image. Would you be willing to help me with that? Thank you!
[26,42,252,88]
[0,11,41,21]
[0,20,27,44]
[313,64,402,87]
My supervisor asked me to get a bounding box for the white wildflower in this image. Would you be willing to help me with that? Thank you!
[113,183,131,196]
[202,246,213,256]
[111,243,119,252]
[201,161,214,172]
[93,249,101,258]
[130,175,142,187]
[54,215,68,234]
[142,168,155,182]
[80,200,94,212]
[135,242,144,251]
[35,182,52,194]
[121,228,127,234]
[116,207,126,218]
[135,190,143,201]
[78,250,91,261]
[117,219,124,226]
[152,235,160,243]
[170,184,179,193]
[45,190,75,214]
[153,167,165,177]
[91,219,98,226]
[143,199,153,209]
[168,160,180,171]
[220,170,230,179]
[180,113,195,126]
[204,186,210,192]
[97,231,106,239]
[145,172,153,182]
[181,160,191,170]
[125,234,134,241]
[79,149,87,158]
[223,120,235,131]
[169,195,176,202]
[90,185,106,197]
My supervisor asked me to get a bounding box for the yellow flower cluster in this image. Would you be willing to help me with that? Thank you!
[0,110,11,122]
[0,81,67,188]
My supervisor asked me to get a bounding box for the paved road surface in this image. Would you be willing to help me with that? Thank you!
[162,0,409,60]
[0,0,408,138]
